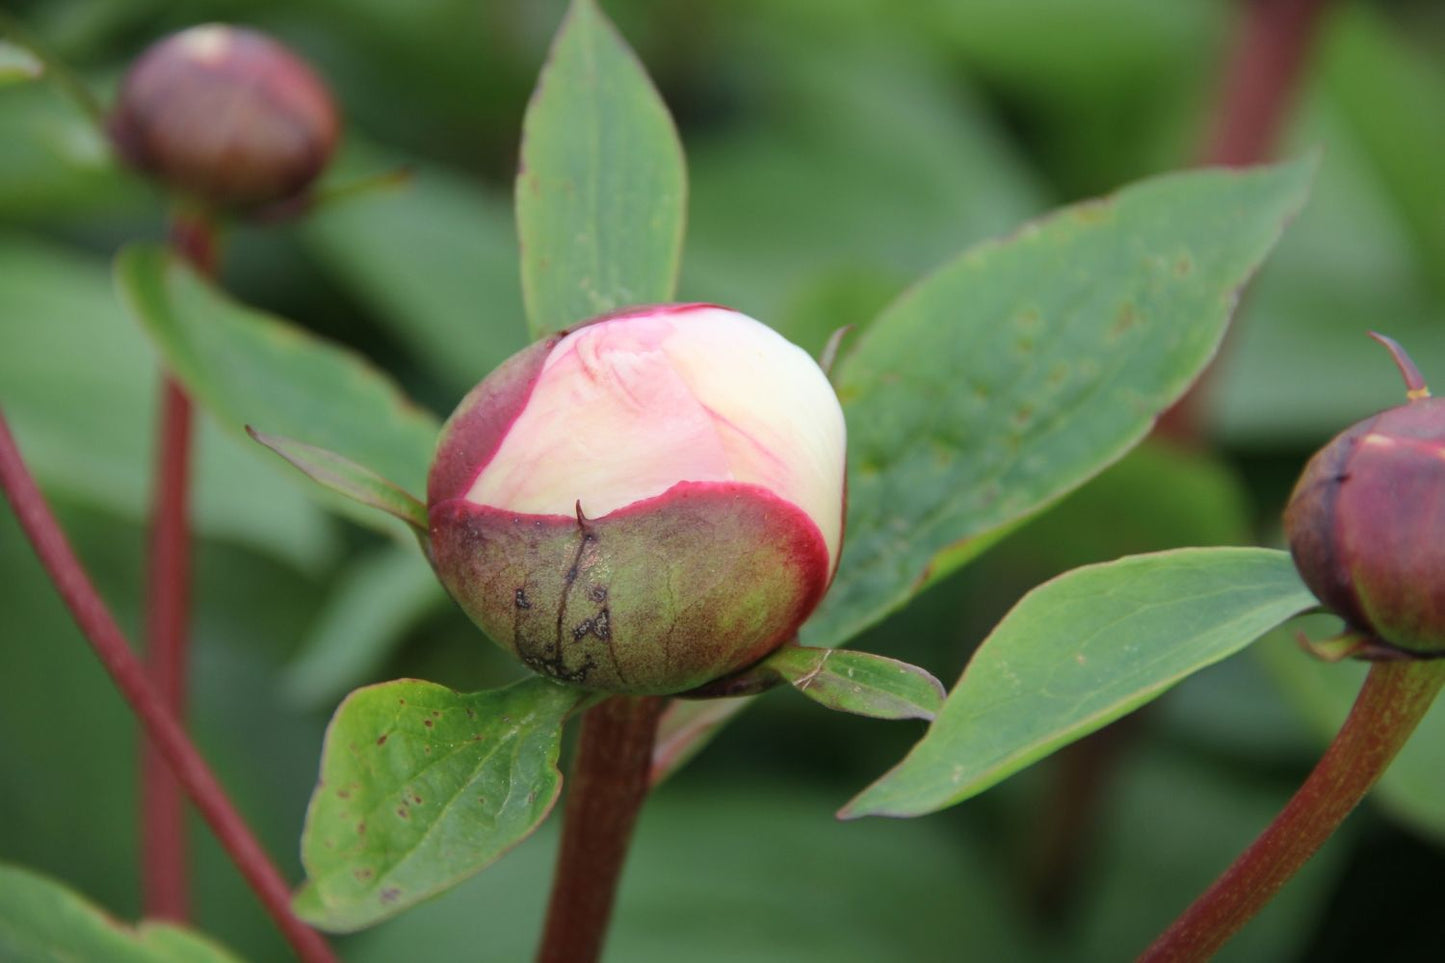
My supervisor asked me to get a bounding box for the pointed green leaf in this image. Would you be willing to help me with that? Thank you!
[804,158,1316,651]
[294,678,588,932]
[116,244,440,532]
[843,548,1319,819]
[247,428,427,533]
[0,862,244,962]
[517,0,687,337]
[764,646,945,721]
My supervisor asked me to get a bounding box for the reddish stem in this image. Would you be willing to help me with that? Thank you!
[143,377,194,920]
[0,411,337,963]
[537,695,666,963]
[1158,0,1334,441]
[139,210,217,920]
[1200,0,1333,167]
[1140,659,1445,962]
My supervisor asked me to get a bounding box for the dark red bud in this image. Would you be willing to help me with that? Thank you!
[1284,336,1445,655]
[109,24,339,209]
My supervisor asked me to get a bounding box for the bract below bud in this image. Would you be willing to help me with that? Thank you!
[110,24,339,209]
[1285,338,1445,656]
[427,305,848,695]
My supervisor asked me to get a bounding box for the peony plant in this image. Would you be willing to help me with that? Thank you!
[10,1,1439,962]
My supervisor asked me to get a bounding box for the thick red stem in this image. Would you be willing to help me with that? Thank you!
[537,695,665,963]
[0,412,337,963]
[1140,659,1445,962]
[143,376,194,920]
[140,210,216,919]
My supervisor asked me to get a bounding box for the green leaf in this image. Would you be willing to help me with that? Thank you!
[0,41,43,86]
[282,545,447,710]
[806,157,1316,651]
[115,244,440,530]
[764,646,944,721]
[341,783,1039,963]
[0,862,244,962]
[0,83,137,220]
[842,548,1319,819]
[294,677,587,932]
[247,428,427,533]
[0,234,333,570]
[517,0,687,338]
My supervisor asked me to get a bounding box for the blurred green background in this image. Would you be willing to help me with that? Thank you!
[4,0,1445,959]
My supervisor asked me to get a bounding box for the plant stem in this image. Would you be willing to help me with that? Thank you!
[1140,658,1445,963]
[0,411,337,963]
[143,375,193,920]
[1200,0,1334,167]
[537,695,666,963]
[1159,0,1333,441]
[139,209,217,920]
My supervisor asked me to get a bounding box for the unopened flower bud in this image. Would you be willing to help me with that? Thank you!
[109,24,339,209]
[427,304,847,695]
[1285,335,1445,656]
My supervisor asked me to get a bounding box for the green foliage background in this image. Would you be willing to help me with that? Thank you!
[3,0,1445,959]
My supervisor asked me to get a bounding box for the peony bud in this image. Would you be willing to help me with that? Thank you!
[109,24,339,209]
[427,304,847,695]
[1284,334,1445,656]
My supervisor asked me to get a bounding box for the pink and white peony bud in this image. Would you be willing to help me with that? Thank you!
[427,304,846,695]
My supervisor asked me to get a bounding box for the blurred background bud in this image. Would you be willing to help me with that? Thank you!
[109,24,339,210]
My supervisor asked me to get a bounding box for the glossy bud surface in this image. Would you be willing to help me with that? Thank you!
[427,305,847,694]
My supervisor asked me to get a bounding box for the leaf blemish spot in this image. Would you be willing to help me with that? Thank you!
[376,734,388,746]
[1111,303,1139,339]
